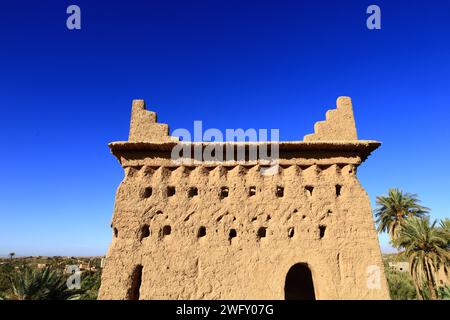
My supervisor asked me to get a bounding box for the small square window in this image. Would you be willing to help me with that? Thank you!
[257,227,267,239]
[197,226,206,238]
[276,186,284,197]
[220,187,229,199]
[188,187,198,198]
[161,225,171,237]
[336,185,342,197]
[140,224,150,240]
[319,225,326,239]
[141,187,152,198]
[167,186,176,197]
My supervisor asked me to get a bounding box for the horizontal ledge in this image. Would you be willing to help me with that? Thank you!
[109,140,380,151]
[110,140,380,163]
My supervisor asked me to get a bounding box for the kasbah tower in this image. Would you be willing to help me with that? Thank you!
[98,96,390,300]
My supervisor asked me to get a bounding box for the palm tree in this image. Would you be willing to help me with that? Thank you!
[438,285,450,300]
[438,218,450,280]
[394,217,450,300]
[8,253,15,260]
[440,218,450,247]
[375,188,429,243]
[5,267,81,300]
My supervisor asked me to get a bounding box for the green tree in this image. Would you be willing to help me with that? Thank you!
[0,263,14,293]
[4,267,81,300]
[438,285,450,300]
[438,218,450,278]
[375,189,429,243]
[79,271,101,300]
[440,218,450,247]
[394,217,450,300]
[385,267,417,300]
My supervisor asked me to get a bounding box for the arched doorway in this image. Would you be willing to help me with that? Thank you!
[284,263,316,300]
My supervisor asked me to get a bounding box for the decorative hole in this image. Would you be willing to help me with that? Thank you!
[288,227,295,238]
[319,225,326,239]
[336,185,342,197]
[257,227,267,239]
[229,229,237,242]
[305,186,314,196]
[140,224,150,240]
[141,187,152,198]
[166,186,175,197]
[188,187,198,198]
[249,186,256,197]
[197,226,206,238]
[161,225,171,237]
[276,186,284,197]
[220,187,229,199]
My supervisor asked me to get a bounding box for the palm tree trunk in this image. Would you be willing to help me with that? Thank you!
[412,276,424,300]
[429,261,440,299]
[425,261,437,300]
[410,262,424,300]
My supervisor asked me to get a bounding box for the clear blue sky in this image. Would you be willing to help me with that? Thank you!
[1,0,449,256]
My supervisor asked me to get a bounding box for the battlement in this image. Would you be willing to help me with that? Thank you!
[111,96,379,167]
[127,96,360,143]
[128,99,178,142]
[304,96,358,142]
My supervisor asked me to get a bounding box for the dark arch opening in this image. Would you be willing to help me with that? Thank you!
[128,265,143,300]
[284,263,316,300]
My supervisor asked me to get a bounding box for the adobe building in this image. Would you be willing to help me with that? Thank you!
[98,96,390,300]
